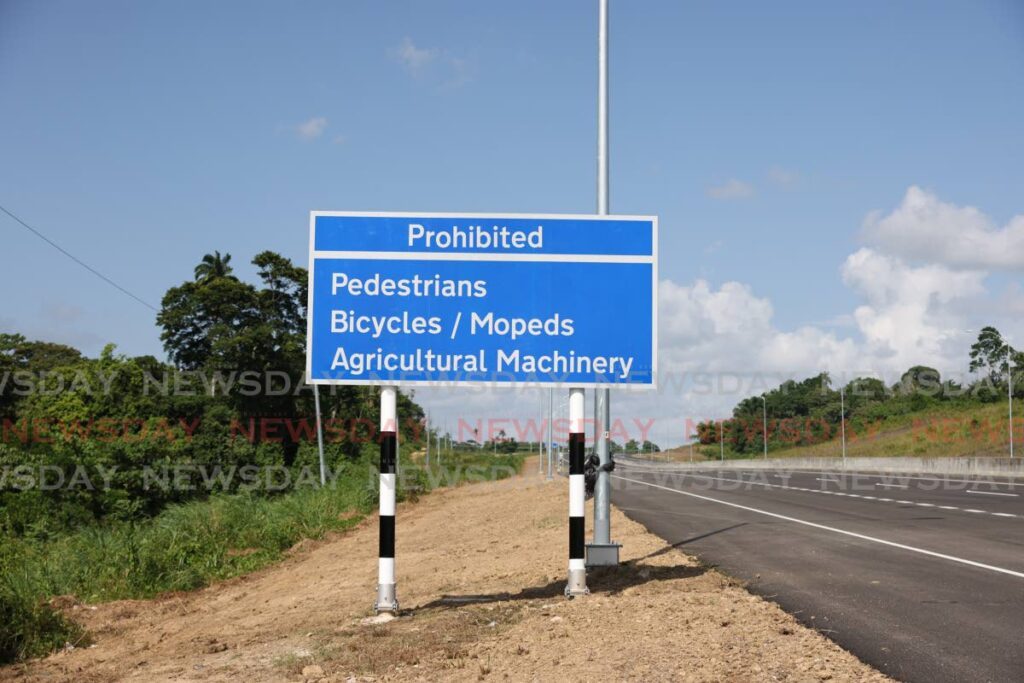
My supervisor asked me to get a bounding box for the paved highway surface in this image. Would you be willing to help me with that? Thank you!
[610,459,1024,683]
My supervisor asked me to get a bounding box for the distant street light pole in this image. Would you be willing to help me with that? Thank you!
[761,395,768,460]
[1008,343,1015,459]
[547,388,555,479]
[839,385,847,463]
[539,395,544,474]
[720,419,725,462]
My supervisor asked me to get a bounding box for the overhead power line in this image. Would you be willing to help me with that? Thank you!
[0,202,158,312]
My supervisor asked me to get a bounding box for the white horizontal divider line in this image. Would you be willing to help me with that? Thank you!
[312,210,657,221]
[311,250,653,263]
[613,474,1024,580]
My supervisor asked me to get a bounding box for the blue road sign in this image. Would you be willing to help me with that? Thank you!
[306,212,657,388]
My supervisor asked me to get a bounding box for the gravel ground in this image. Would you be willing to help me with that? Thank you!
[5,459,888,682]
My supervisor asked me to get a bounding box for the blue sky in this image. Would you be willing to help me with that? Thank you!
[3,1,1024,443]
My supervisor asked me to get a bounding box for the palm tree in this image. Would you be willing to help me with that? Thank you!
[194,251,234,282]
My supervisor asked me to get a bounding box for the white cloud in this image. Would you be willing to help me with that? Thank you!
[841,247,985,371]
[393,38,474,89]
[658,279,861,383]
[294,116,328,140]
[863,186,1024,271]
[706,179,754,200]
[292,116,327,141]
[395,37,438,74]
[767,166,799,188]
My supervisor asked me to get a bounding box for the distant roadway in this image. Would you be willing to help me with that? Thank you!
[610,459,1024,682]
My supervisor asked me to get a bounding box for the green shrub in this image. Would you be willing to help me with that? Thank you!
[0,448,523,664]
[0,582,84,663]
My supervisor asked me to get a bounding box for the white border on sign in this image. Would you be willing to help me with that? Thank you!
[305,211,658,390]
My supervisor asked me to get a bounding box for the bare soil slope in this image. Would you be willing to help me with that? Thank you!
[6,462,886,682]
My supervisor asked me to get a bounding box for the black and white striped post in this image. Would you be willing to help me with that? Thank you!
[375,385,399,613]
[566,387,589,596]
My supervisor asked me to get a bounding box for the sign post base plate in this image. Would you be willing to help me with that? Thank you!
[585,542,621,567]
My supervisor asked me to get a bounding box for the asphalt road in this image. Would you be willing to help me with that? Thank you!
[610,460,1024,683]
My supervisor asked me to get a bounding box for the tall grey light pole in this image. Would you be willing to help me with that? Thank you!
[589,0,619,567]
[761,395,768,460]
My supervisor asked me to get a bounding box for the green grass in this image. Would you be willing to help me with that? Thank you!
[751,401,1015,460]
[0,449,524,664]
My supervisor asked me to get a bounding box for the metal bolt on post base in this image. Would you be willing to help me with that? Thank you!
[375,583,399,614]
[565,568,590,597]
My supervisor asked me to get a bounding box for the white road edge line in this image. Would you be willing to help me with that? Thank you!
[612,474,1024,580]
[741,469,1023,488]
[616,461,1024,488]
[967,490,1019,497]
[615,464,1020,521]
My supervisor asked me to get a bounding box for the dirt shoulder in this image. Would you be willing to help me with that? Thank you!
[6,459,887,682]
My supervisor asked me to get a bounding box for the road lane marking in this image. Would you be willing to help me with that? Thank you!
[757,469,1023,488]
[614,464,1016,521]
[613,474,1024,580]
[875,483,909,489]
[614,459,1024,489]
[967,490,1018,497]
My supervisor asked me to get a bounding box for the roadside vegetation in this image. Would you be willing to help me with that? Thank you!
[0,250,523,663]
[694,326,1022,459]
[1,444,522,663]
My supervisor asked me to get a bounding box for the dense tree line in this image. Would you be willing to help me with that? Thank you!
[696,327,1023,455]
[1,251,424,538]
